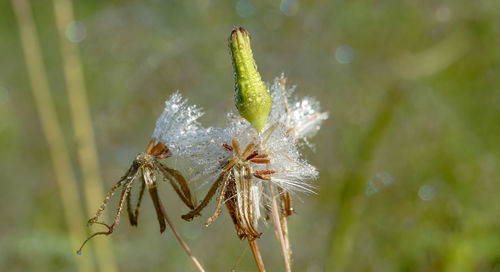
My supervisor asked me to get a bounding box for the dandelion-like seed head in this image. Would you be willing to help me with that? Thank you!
[152,91,204,154]
[181,109,318,240]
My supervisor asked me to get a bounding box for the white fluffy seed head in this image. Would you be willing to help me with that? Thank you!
[150,80,324,231]
[269,73,329,141]
[260,122,318,193]
[151,91,204,154]
[183,111,318,194]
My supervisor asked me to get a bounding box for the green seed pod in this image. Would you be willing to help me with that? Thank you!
[229,27,272,132]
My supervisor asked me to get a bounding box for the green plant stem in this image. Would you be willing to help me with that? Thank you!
[327,87,403,271]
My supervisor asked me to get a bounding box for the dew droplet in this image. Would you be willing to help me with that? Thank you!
[280,0,299,16]
[335,45,354,64]
[418,184,435,201]
[66,21,87,43]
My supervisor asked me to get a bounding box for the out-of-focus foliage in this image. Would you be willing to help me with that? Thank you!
[1,0,499,271]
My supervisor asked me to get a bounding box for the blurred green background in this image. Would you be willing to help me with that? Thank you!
[1,0,499,271]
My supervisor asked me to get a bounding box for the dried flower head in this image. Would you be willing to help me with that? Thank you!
[180,111,317,240]
[176,29,326,245]
[77,92,201,254]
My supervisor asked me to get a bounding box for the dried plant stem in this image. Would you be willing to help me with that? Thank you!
[248,239,266,272]
[158,200,206,272]
[280,215,292,261]
[51,0,118,271]
[11,0,93,271]
[232,244,249,270]
[269,184,292,272]
[278,77,294,262]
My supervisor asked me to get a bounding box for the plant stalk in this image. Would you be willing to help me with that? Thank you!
[51,0,118,271]
[269,184,292,272]
[158,200,206,272]
[11,0,93,271]
[248,239,266,272]
[280,215,292,261]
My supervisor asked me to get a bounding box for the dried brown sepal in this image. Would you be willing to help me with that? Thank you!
[181,172,228,221]
[254,170,276,175]
[253,174,271,181]
[250,158,271,164]
[245,150,260,161]
[181,137,274,247]
[147,139,172,159]
[155,161,196,209]
[205,173,230,226]
[224,178,248,240]
[77,169,137,255]
[223,143,233,151]
[278,187,295,217]
[146,180,167,233]
[241,142,255,158]
[127,179,146,226]
[78,139,195,255]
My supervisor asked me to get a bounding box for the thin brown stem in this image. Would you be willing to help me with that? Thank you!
[248,239,266,272]
[127,179,145,226]
[280,216,292,261]
[78,178,134,255]
[231,244,249,271]
[269,184,292,272]
[158,200,206,272]
[278,188,293,260]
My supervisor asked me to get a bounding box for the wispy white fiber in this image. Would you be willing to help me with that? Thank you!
[269,73,329,141]
[151,91,204,154]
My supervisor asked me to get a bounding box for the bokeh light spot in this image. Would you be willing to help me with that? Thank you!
[365,180,379,196]
[335,45,354,64]
[435,5,452,22]
[377,172,394,186]
[236,0,255,18]
[65,21,87,43]
[0,85,9,105]
[365,172,394,196]
[280,0,299,16]
[418,184,435,201]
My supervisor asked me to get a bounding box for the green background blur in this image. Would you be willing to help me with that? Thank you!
[1,0,499,271]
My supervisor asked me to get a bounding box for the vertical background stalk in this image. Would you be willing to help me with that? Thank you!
[11,0,94,271]
[327,87,403,271]
[51,0,118,271]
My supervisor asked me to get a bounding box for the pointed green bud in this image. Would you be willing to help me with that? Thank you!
[229,27,272,132]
